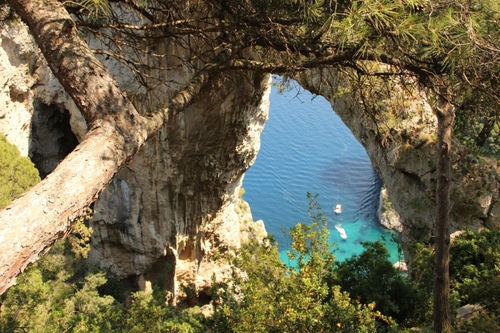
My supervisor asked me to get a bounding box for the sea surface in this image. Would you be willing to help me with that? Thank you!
[243,80,400,264]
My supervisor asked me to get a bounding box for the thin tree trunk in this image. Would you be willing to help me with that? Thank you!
[433,95,455,333]
[0,0,207,294]
[475,116,495,148]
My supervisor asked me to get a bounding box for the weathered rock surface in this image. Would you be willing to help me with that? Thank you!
[89,74,270,302]
[296,68,500,263]
[0,19,269,303]
[0,22,83,162]
[0,23,43,156]
[378,188,403,233]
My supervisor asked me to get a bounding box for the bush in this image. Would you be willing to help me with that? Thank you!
[333,241,430,328]
[0,134,40,208]
[206,194,391,332]
[450,229,500,312]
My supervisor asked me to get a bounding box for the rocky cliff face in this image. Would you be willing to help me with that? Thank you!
[89,74,270,302]
[0,22,83,173]
[296,68,500,261]
[0,20,269,303]
[377,188,403,233]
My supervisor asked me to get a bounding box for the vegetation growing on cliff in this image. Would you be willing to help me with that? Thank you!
[0,195,392,332]
[207,194,393,333]
[0,134,40,209]
[410,230,500,332]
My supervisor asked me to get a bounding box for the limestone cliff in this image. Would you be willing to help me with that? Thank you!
[0,22,82,176]
[377,188,403,233]
[89,74,270,302]
[296,68,500,262]
[0,19,269,303]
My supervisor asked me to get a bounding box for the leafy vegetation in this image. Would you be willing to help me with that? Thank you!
[0,134,40,208]
[0,190,499,331]
[0,234,206,333]
[410,229,500,331]
[333,241,429,327]
[450,230,500,313]
[207,194,392,333]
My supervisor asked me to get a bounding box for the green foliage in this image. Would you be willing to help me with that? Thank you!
[64,0,500,153]
[0,211,125,332]
[333,241,429,327]
[68,208,94,259]
[73,0,150,18]
[273,0,500,152]
[408,242,434,293]
[456,312,500,333]
[0,238,123,332]
[4,193,499,332]
[455,114,500,158]
[409,229,500,328]
[79,0,111,17]
[449,229,500,313]
[288,193,336,278]
[0,231,204,333]
[0,134,40,208]
[382,189,393,211]
[4,0,500,331]
[206,194,392,332]
[122,292,204,333]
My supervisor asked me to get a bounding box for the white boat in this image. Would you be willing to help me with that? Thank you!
[335,224,347,239]
[334,204,342,214]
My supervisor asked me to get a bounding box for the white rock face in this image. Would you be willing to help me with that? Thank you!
[0,19,269,304]
[0,22,86,154]
[0,23,37,156]
[89,73,271,302]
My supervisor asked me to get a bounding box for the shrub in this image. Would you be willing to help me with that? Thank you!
[0,134,40,208]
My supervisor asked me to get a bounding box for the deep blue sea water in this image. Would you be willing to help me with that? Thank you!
[243,81,400,264]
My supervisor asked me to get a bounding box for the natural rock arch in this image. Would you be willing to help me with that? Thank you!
[296,69,500,259]
[1,7,499,328]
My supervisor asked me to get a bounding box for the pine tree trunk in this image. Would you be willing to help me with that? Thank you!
[433,96,455,333]
[0,0,146,294]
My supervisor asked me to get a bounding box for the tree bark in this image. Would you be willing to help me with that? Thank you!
[433,95,455,333]
[0,0,207,294]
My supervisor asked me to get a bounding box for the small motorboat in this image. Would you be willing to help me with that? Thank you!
[334,204,342,214]
[335,224,347,239]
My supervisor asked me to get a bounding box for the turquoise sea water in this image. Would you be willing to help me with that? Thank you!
[243,81,400,264]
